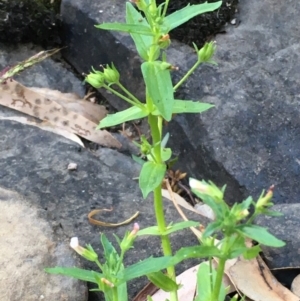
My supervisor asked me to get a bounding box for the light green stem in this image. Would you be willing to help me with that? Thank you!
[173,60,202,92]
[148,113,178,301]
[104,84,143,108]
[212,237,230,301]
[116,82,143,106]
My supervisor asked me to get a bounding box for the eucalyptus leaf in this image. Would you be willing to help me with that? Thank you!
[44,267,102,284]
[164,1,222,31]
[141,61,174,121]
[237,225,285,247]
[97,106,148,129]
[95,23,153,36]
[139,161,166,198]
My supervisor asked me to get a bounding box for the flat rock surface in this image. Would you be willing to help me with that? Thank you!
[0,187,87,301]
[60,0,300,206]
[255,203,300,270]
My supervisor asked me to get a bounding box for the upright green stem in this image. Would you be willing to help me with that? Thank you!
[148,113,178,301]
[212,237,230,301]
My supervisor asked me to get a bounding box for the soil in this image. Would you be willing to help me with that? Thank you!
[160,0,239,47]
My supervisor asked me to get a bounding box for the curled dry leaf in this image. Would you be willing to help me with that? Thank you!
[0,80,121,148]
[88,208,139,227]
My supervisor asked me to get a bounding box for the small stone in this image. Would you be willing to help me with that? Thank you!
[68,162,78,170]
[230,18,237,25]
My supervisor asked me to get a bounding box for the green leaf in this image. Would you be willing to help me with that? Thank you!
[132,154,146,165]
[138,221,199,236]
[101,233,119,271]
[202,221,222,238]
[147,271,179,292]
[141,61,175,121]
[126,2,153,60]
[172,245,222,265]
[172,99,214,114]
[161,148,172,162]
[45,267,102,284]
[95,23,153,36]
[237,225,285,247]
[242,245,262,260]
[139,161,166,198]
[97,106,148,129]
[195,262,226,301]
[117,256,173,282]
[164,1,222,31]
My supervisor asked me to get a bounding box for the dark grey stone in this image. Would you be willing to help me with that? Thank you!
[255,204,300,269]
[60,0,300,206]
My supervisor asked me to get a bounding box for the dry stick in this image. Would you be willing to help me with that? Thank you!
[164,179,204,241]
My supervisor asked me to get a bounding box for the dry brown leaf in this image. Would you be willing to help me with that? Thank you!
[229,256,299,301]
[133,282,159,301]
[0,80,121,148]
[0,116,84,147]
[88,208,139,227]
[30,88,107,124]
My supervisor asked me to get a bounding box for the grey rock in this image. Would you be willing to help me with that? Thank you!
[0,187,88,301]
[60,0,300,206]
[255,204,300,269]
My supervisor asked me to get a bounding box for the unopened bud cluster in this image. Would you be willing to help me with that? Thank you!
[85,63,120,88]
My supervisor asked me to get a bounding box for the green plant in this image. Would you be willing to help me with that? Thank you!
[45,0,285,300]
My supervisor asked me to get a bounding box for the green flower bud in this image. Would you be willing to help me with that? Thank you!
[158,34,171,50]
[189,178,223,201]
[103,63,120,84]
[70,237,98,262]
[120,223,139,253]
[256,185,274,209]
[85,70,105,88]
[197,41,216,62]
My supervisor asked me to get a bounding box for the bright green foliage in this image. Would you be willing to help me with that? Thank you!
[139,161,166,198]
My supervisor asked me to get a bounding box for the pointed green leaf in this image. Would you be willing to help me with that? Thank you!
[95,23,154,36]
[139,161,166,198]
[195,262,226,301]
[164,1,222,31]
[45,267,102,284]
[172,99,214,114]
[242,245,262,260]
[126,2,153,60]
[142,61,174,121]
[117,256,173,282]
[147,271,179,292]
[138,221,199,236]
[237,225,285,247]
[97,106,148,129]
[172,245,222,265]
